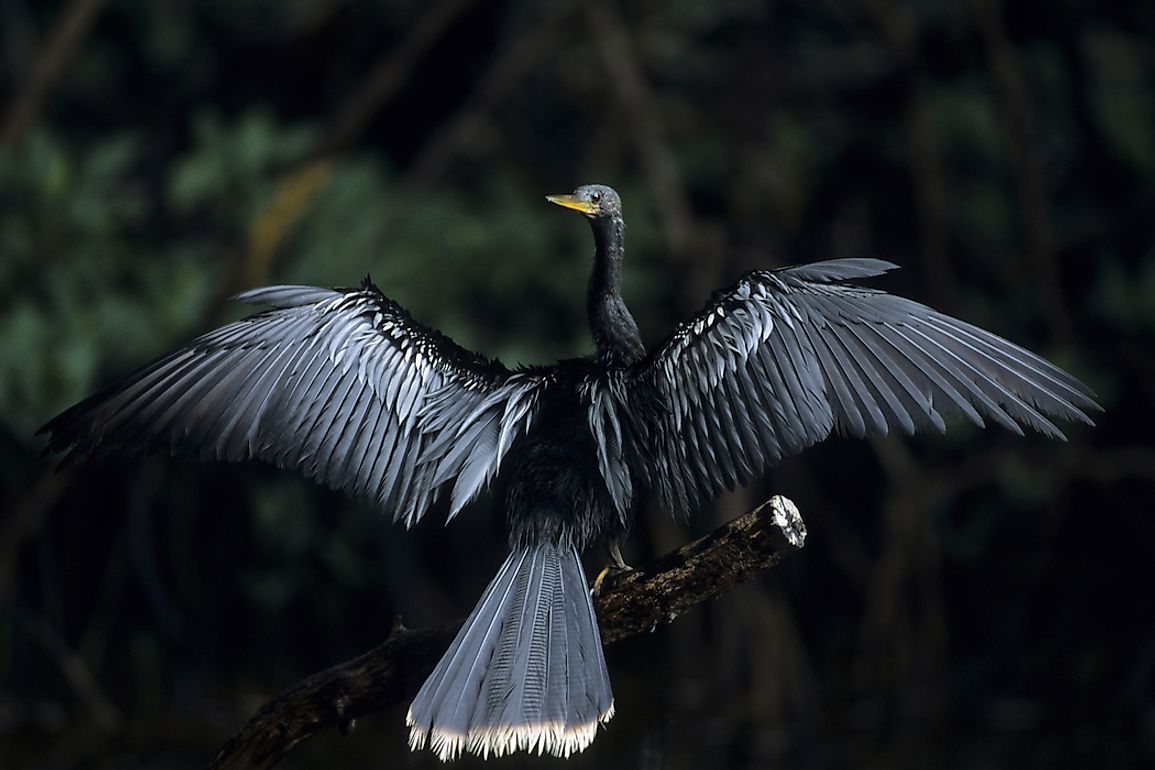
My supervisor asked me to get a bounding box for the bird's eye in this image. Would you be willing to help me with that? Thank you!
[590,192,602,203]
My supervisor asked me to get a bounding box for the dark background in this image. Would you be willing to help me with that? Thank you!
[2,1,1153,768]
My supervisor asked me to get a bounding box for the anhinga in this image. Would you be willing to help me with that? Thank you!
[40,184,1099,760]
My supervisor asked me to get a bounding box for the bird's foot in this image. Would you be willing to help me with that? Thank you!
[592,542,633,596]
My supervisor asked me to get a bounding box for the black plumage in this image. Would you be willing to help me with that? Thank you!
[39,184,1100,760]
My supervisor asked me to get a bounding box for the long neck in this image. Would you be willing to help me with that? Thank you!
[587,215,645,366]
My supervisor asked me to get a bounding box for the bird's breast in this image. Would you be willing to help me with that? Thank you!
[502,383,626,550]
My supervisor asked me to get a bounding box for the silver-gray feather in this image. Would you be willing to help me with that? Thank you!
[581,376,635,525]
[407,542,614,760]
[41,282,543,528]
[589,258,1099,516]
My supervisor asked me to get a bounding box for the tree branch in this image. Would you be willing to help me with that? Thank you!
[1,0,109,151]
[207,495,806,769]
[316,0,479,159]
[968,0,1072,343]
[586,0,696,265]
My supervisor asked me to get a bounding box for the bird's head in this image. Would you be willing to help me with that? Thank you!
[546,184,622,220]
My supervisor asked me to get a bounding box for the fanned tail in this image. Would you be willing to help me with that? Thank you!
[406,542,614,760]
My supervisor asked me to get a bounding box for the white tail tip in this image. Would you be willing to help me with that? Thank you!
[406,701,616,761]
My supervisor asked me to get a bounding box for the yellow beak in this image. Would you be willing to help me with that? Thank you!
[546,194,598,215]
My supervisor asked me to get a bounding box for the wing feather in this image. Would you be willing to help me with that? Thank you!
[621,259,1100,515]
[39,281,544,527]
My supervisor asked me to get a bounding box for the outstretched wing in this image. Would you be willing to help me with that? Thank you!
[619,258,1100,515]
[39,280,544,527]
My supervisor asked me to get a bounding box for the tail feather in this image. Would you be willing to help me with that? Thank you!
[566,553,613,730]
[407,542,614,760]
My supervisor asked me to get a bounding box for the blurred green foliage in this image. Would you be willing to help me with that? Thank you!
[169,110,317,224]
[0,130,215,436]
